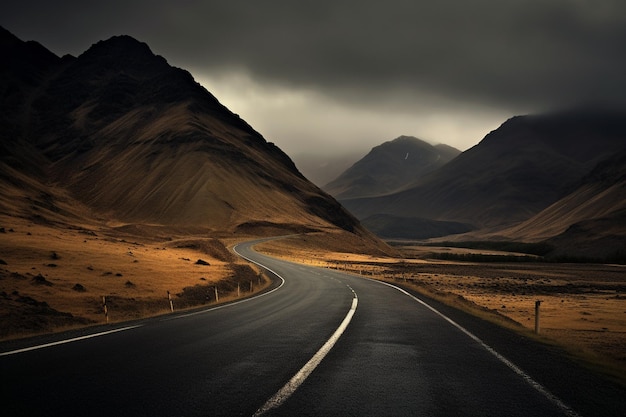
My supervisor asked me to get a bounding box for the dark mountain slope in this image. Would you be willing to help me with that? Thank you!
[0,28,371,240]
[342,111,626,231]
[324,136,460,199]
[487,150,626,260]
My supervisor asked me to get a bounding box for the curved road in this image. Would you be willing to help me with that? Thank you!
[1,238,624,416]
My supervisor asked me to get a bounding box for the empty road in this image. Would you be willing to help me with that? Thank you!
[1,238,624,416]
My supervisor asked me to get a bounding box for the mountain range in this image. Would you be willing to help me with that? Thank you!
[329,111,626,259]
[3,26,624,261]
[0,27,382,249]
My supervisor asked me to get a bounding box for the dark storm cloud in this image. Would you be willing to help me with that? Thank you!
[3,0,626,114]
[0,0,626,153]
[155,1,626,111]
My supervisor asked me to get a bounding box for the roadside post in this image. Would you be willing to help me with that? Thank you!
[102,296,109,323]
[535,300,542,334]
[168,291,174,312]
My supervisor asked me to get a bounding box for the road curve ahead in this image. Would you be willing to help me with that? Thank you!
[0,238,620,416]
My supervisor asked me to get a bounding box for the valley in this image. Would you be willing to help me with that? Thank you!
[3,217,624,388]
[256,235,626,383]
[1,25,625,413]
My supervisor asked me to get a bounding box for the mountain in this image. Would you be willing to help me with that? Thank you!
[491,150,626,260]
[323,136,461,199]
[0,28,379,244]
[341,110,626,249]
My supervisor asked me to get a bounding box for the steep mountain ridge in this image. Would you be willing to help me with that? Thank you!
[487,150,626,258]
[324,135,460,199]
[343,111,626,230]
[338,111,626,258]
[0,28,370,240]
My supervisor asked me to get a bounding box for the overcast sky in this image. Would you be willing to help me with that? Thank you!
[2,0,625,157]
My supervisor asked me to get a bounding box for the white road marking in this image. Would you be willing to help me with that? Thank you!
[373,279,581,417]
[1,243,280,355]
[235,241,360,415]
[253,293,358,416]
[165,244,288,319]
[0,325,142,356]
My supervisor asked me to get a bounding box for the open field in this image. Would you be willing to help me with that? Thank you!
[257,235,626,383]
[0,217,269,340]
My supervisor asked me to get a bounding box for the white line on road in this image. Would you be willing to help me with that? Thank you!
[234,241,360,415]
[164,244,289,320]
[374,279,581,417]
[0,325,142,356]
[253,293,359,416]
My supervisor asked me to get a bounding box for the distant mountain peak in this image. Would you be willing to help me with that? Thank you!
[393,135,424,142]
[78,35,169,75]
[371,136,434,156]
[389,135,429,145]
[84,35,153,56]
[324,135,460,199]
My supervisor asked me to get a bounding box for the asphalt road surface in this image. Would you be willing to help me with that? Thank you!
[1,238,624,416]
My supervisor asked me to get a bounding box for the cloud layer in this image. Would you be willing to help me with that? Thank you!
[3,0,625,153]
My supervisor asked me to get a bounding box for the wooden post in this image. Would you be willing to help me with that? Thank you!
[102,296,109,323]
[535,300,541,334]
[168,291,174,312]
[237,283,240,297]
[214,286,219,302]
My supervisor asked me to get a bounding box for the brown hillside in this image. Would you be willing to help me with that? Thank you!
[0,28,393,338]
[0,29,374,241]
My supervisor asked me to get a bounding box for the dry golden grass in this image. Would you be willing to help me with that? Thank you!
[256,237,626,382]
[0,216,270,340]
[3,218,623,384]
